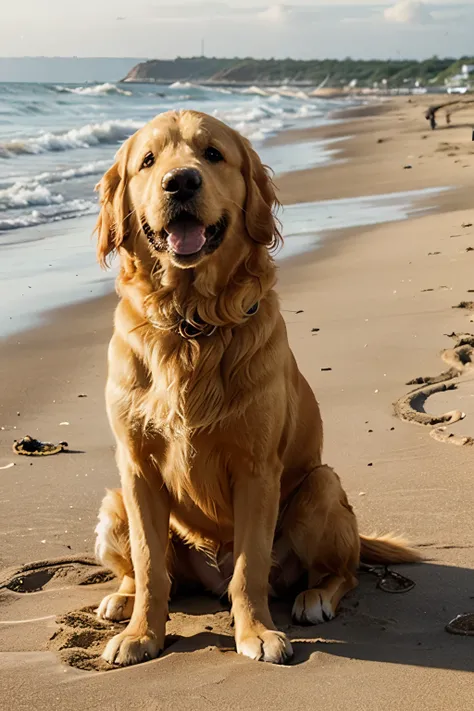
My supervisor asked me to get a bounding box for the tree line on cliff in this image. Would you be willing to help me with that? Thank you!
[124,56,474,86]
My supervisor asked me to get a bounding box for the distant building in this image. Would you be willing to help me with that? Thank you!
[444,63,474,90]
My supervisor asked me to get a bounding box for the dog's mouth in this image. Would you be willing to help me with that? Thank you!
[162,212,228,258]
[163,214,207,256]
[143,212,228,262]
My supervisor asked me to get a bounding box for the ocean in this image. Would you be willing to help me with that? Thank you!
[0,81,351,233]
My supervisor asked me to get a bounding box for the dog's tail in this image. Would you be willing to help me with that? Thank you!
[360,533,421,564]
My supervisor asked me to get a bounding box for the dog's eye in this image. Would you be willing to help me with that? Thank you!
[140,152,155,170]
[204,146,224,164]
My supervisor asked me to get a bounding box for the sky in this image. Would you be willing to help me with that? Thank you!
[1,1,473,60]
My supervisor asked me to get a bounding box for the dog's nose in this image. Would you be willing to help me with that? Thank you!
[162,168,202,201]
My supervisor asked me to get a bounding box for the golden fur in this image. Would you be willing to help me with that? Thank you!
[93,110,420,666]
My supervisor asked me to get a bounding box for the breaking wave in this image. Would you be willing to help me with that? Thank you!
[54,82,132,97]
[0,119,143,158]
[0,184,64,211]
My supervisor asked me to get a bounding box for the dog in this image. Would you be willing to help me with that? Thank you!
[93,110,420,666]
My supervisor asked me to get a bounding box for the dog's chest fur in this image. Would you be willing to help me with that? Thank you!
[135,327,259,522]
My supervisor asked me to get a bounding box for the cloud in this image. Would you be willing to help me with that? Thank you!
[137,2,469,35]
[384,0,433,24]
[256,4,327,25]
[146,3,323,24]
[258,4,291,22]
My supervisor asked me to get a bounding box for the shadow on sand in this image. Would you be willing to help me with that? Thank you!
[1,556,474,672]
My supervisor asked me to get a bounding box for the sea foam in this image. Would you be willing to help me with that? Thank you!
[0,119,143,158]
[54,82,132,97]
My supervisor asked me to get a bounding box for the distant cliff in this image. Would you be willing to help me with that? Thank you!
[124,58,238,83]
[122,56,461,87]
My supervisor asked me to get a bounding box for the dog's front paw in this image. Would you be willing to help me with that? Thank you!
[237,630,293,664]
[102,627,163,666]
[97,593,134,621]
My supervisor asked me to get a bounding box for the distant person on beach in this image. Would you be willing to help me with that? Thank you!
[425,106,438,130]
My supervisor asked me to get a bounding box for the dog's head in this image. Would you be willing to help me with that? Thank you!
[95,110,281,271]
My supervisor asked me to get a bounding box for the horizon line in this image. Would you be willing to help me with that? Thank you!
[0,54,465,62]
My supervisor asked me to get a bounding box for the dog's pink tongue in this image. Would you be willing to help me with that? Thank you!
[166,219,206,255]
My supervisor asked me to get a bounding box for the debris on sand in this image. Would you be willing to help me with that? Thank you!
[453,301,474,310]
[394,332,474,445]
[446,613,474,636]
[360,563,416,594]
[13,436,69,457]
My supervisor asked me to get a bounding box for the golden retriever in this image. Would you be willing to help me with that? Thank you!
[93,110,419,666]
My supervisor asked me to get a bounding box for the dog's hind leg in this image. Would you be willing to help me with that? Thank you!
[281,465,359,624]
[95,488,136,621]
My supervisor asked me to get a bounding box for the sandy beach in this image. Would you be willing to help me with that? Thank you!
[1,96,474,709]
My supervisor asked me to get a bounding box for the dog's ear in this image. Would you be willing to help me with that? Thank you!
[241,137,282,251]
[95,146,130,268]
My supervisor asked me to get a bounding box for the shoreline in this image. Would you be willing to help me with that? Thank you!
[2,96,474,709]
[0,98,463,341]
[0,186,452,341]
[276,98,474,204]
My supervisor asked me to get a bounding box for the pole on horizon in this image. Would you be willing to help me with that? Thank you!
[201,38,205,57]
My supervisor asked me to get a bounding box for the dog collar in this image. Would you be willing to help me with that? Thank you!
[176,301,259,340]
